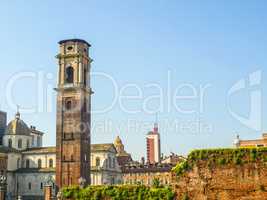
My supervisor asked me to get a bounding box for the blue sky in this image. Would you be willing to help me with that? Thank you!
[0,0,267,160]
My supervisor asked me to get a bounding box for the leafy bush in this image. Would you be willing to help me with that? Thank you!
[152,178,161,188]
[62,185,175,200]
[217,158,226,165]
[173,147,267,177]
[172,160,189,177]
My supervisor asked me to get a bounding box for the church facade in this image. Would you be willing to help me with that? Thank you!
[1,111,122,199]
[2,112,55,199]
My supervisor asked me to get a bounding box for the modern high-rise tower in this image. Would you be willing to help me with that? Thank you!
[146,122,161,164]
[55,39,92,188]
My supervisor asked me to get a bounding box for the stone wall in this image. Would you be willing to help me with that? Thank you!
[172,148,267,200]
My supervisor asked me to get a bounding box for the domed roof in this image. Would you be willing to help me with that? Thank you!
[5,112,30,136]
[114,136,123,147]
[114,136,131,157]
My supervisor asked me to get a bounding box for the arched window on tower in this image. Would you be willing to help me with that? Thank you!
[65,100,72,111]
[8,139,12,148]
[65,66,74,84]
[18,139,22,149]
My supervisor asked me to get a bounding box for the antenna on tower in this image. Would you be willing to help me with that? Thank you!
[153,112,159,133]
[16,105,20,113]
[15,105,20,119]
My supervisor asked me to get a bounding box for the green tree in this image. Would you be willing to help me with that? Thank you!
[152,178,161,188]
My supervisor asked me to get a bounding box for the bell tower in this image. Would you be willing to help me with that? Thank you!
[55,39,92,188]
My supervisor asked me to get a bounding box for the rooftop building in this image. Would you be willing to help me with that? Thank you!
[234,133,267,148]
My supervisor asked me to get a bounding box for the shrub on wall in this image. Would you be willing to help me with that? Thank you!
[173,147,267,177]
[62,185,175,200]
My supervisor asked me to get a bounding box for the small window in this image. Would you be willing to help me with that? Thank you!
[38,159,42,168]
[111,177,115,185]
[26,140,30,148]
[67,46,73,51]
[17,158,20,168]
[28,182,31,190]
[8,139,12,148]
[26,159,30,168]
[37,136,41,147]
[49,159,53,168]
[40,182,43,190]
[96,157,100,167]
[18,139,22,149]
[108,157,112,168]
[31,136,34,146]
[112,158,116,168]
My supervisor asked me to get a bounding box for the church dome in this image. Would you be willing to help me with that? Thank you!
[114,136,123,147]
[114,136,131,157]
[5,112,30,136]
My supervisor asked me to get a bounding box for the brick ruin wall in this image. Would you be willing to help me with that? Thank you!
[172,161,267,200]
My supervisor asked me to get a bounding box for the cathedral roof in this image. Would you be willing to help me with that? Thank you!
[15,168,55,173]
[5,112,30,136]
[22,147,56,154]
[91,143,117,153]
